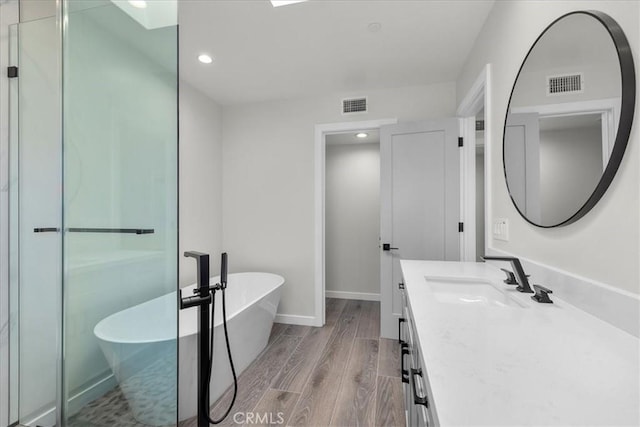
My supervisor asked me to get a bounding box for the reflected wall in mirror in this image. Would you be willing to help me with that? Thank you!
[503,11,635,227]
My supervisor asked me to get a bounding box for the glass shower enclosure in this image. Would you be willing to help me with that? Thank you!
[8,1,178,425]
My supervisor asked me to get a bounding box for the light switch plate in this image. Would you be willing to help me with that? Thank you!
[493,218,509,241]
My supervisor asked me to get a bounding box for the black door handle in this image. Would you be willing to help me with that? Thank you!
[382,243,399,251]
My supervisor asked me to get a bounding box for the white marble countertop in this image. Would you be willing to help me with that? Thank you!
[400,260,640,426]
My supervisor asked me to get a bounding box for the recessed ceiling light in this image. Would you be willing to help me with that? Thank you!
[271,0,307,7]
[198,54,213,64]
[356,132,368,139]
[128,0,147,9]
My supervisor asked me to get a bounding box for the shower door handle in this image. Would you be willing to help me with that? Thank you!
[34,227,60,233]
[67,228,154,234]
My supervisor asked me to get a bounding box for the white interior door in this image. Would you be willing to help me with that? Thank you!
[504,113,540,223]
[380,119,460,338]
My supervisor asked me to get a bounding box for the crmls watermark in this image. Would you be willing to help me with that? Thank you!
[232,411,285,425]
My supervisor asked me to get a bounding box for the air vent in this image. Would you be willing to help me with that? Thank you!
[342,97,367,114]
[547,73,583,95]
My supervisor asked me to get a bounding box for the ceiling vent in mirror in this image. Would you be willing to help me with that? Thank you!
[547,73,584,95]
[342,97,367,114]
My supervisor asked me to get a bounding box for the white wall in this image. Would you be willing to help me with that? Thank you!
[178,81,223,285]
[539,124,602,225]
[19,0,56,22]
[325,142,380,297]
[457,1,639,294]
[222,82,457,319]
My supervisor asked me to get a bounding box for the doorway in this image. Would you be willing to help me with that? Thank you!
[325,131,381,302]
[314,119,397,326]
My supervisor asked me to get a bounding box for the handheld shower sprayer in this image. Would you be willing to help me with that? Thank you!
[220,252,227,287]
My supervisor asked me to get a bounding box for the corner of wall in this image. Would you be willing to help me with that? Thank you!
[178,81,224,286]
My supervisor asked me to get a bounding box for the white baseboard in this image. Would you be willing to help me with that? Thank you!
[274,314,319,326]
[275,290,380,328]
[325,290,380,301]
[488,248,640,337]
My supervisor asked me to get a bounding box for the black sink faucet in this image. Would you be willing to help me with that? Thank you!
[482,256,534,293]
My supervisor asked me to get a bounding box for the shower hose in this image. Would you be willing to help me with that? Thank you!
[203,286,238,424]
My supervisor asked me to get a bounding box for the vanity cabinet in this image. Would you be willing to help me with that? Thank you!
[399,260,640,425]
[399,282,437,427]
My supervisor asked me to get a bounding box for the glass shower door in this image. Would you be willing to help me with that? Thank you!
[9,15,62,427]
[7,1,178,426]
[62,1,178,426]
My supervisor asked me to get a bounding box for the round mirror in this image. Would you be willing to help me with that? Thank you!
[503,11,635,227]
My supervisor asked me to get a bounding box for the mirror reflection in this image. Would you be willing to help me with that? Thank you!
[504,12,623,226]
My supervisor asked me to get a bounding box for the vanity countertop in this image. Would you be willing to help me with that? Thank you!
[400,259,640,426]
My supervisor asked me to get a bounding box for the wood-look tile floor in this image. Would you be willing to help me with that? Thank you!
[179,298,405,427]
[54,298,403,427]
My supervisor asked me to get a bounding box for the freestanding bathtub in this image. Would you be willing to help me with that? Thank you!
[94,272,284,425]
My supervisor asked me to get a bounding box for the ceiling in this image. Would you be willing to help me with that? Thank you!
[540,113,602,132]
[326,130,380,145]
[178,0,495,105]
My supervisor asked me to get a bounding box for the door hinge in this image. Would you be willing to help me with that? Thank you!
[458,222,464,232]
[7,66,18,78]
[458,137,463,147]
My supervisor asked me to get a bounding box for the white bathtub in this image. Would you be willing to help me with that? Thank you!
[94,272,284,425]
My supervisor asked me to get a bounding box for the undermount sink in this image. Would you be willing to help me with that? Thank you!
[424,276,527,308]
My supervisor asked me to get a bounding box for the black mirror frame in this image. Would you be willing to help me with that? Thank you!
[502,10,635,228]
